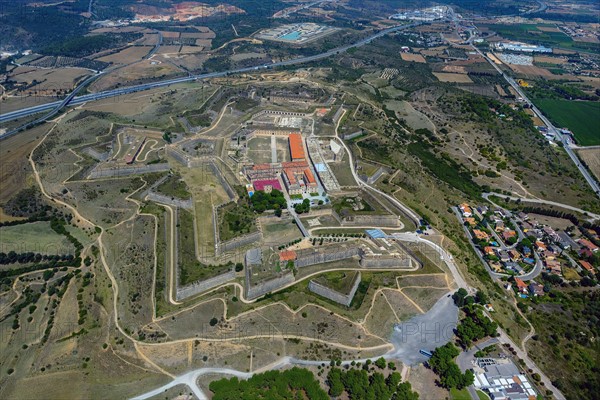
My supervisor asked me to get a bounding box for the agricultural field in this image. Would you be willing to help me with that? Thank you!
[534,99,600,145]
[577,148,600,181]
[6,66,92,96]
[89,59,183,92]
[400,53,426,63]
[95,46,153,64]
[433,72,473,83]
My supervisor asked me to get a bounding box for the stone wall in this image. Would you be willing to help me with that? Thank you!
[331,210,400,228]
[246,271,295,300]
[146,192,193,209]
[207,161,236,200]
[360,255,413,269]
[217,231,262,256]
[165,146,190,166]
[308,272,361,307]
[295,246,362,268]
[87,163,170,179]
[367,167,386,184]
[83,147,109,162]
[176,270,236,301]
[342,131,364,140]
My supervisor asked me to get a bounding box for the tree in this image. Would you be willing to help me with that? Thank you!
[475,290,488,304]
[428,343,472,389]
[327,367,344,397]
[452,288,468,307]
[393,382,419,400]
[375,357,387,369]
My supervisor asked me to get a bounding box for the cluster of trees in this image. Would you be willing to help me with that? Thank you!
[249,190,286,214]
[452,288,487,308]
[3,188,53,219]
[428,343,474,390]
[526,80,599,102]
[456,305,499,348]
[326,366,419,400]
[50,218,83,255]
[42,32,143,58]
[0,252,74,265]
[294,199,311,214]
[452,289,498,348]
[209,367,328,400]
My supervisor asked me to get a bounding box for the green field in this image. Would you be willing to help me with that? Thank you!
[534,99,600,146]
[0,222,74,255]
[450,387,472,400]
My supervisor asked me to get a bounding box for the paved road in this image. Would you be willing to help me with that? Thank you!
[451,206,543,282]
[450,207,509,281]
[333,109,421,227]
[483,192,600,221]
[0,22,421,133]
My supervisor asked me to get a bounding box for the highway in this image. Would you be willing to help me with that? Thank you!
[468,45,600,198]
[0,22,420,137]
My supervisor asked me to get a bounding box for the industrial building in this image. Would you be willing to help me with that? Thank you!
[473,358,537,400]
[495,42,552,53]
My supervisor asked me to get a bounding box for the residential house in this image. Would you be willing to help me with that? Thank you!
[528,282,545,297]
[502,230,517,242]
[580,260,596,275]
[477,205,489,215]
[534,230,546,240]
[546,260,561,275]
[508,249,520,261]
[473,229,489,241]
[497,250,510,262]
[542,251,555,261]
[521,221,535,232]
[579,248,594,258]
[522,246,532,256]
[535,241,547,252]
[514,278,528,294]
[464,217,477,227]
[484,246,495,256]
[578,239,599,253]
[495,221,505,232]
[543,226,560,242]
[517,212,528,220]
[490,262,503,272]
[504,261,522,274]
[459,203,472,217]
